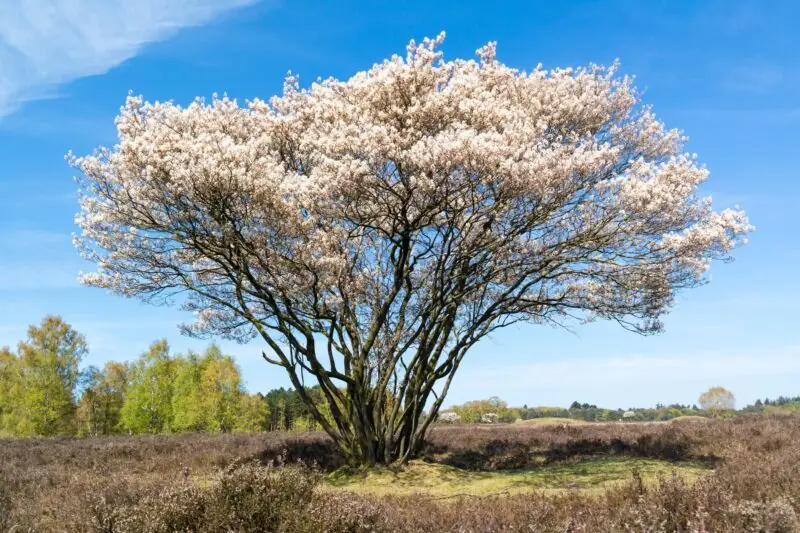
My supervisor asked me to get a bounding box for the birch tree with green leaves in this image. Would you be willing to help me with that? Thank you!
[12,316,86,436]
[121,340,175,433]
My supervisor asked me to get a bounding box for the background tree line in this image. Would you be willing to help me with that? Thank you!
[741,395,800,414]
[1,317,793,438]
[442,398,710,423]
[442,387,798,424]
[0,316,328,437]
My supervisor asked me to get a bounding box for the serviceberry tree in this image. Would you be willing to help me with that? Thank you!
[72,34,750,464]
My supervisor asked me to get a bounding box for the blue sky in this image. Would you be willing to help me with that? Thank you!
[1,0,798,409]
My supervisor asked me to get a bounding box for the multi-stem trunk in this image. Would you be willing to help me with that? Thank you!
[288,351,459,466]
[331,409,429,467]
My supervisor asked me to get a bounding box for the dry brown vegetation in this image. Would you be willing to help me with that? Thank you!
[2,415,800,532]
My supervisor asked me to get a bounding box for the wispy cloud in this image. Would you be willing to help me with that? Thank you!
[0,229,69,248]
[724,61,785,93]
[0,0,261,117]
[674,107,800,125]
[694,1,772,34]
[462,347,800,388]
[451,345,800,407]
[0,260,82,290]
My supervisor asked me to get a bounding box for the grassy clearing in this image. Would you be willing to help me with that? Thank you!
[512,417,588,426]
[324,457,710,497]
[670,415,711,423]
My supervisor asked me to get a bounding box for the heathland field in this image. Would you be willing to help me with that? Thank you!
[3,415,800,532]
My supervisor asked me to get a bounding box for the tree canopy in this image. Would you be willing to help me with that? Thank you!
[71,35,750,464]
[0,318,271,438]
[699,386,736,414]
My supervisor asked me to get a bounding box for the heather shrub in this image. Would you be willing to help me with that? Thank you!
[729,497,798,533]
[204,460,318,532]
[4,415,800,532]
[83,460,319,533]
[123,485,207,533]
[84,480,146,533]
[302,493,387,533]
[0,478,12,533]
[80,458,389,533]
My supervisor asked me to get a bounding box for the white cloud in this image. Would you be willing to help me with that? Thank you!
[450,345,800,408]
[0,260,82,290]
[725,62,784,92]
[0,0,261,117]
[459,346,800,389]
[0,229,69,248]
[674,107,800,125]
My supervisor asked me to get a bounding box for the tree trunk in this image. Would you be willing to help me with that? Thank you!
[311,398,434,467]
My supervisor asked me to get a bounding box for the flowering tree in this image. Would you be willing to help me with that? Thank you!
[698,386,736,415]
[71,34,750,465]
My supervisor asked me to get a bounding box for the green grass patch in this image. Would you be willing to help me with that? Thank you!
[324,458,710,497]
[671,416,711,422]
[513,417,588,426]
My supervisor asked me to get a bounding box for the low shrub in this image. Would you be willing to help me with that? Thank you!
[3,415,800,532]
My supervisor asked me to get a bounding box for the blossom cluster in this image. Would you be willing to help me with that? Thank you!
[71,33,751,341]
